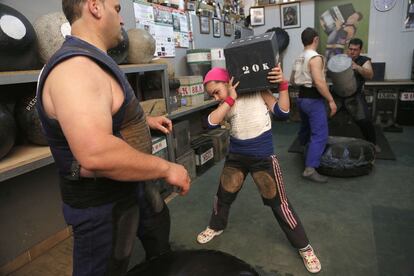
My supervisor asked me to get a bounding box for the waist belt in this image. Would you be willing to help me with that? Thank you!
[299,86,322,99]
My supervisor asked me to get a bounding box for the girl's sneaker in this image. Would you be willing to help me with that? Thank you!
[299,245,321,273]
[196,227,223,244]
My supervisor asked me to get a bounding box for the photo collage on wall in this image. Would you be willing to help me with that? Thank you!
[133,0,190,57]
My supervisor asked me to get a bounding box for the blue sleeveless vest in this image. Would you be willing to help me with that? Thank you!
[36,36,152,208]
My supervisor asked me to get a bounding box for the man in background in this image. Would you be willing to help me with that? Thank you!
[291,27,337,183]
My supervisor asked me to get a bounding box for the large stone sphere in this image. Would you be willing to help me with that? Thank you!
[127,28,155,64]
[34,12,71,63]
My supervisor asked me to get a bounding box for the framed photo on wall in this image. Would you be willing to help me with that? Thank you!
[280,2,301,29]
[199,16,210,34]
[224,21,232,36]
[213,18,221,37]
[402,0,414,32]
[250,6,265,26]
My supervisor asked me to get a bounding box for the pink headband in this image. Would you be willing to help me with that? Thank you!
[203,67,230,84]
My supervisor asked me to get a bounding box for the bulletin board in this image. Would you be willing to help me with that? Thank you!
[133,0,190,57]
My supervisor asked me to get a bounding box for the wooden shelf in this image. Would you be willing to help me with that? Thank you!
[169,99,219,120]
[0,63,167,85]
[366,80,414,86]
[0,69,42,85]
[0,145,53,182]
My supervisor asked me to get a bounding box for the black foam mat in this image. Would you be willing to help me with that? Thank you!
[288,124,396,160]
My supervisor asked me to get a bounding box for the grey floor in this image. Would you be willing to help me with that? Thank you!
[11,122,414,276]
[138,122,414,276]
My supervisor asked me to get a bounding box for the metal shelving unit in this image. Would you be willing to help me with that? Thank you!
[0,146,53,182]
[365,80,414,86]
[0,63,218,181]
[168,99,218,120]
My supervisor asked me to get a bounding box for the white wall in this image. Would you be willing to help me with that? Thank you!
[249,1,315,80]
[246,0,413,80]
[4,0,412,79]
[367,0,414,80]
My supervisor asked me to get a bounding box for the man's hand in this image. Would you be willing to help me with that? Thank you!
[328,100,337,117]
[164,163,191,195]
[267,63,285,83]
[228,77,240,100]
[147,116,172,134]
[351,61,359,70]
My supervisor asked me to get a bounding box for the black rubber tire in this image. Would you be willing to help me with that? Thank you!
[127,250,259,276]
[317,136,375,177]
[0,103,16,160]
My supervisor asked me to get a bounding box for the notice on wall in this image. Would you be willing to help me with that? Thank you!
[134,1,175,57]
[133,1,190,56]
[172,10,189,48]
[174,32,190,48]
[133,1,154,26]
[151,24,175,57]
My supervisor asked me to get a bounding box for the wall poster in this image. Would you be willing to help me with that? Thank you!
[315,0,370,62]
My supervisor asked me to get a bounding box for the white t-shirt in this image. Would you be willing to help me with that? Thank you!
[225,92,271,140]
[292,49,325,88]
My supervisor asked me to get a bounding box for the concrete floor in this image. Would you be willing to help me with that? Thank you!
[10,122,414,276]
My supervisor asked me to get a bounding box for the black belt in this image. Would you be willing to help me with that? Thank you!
[298,86,322,99]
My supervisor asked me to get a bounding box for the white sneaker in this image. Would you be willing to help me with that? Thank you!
[197,227,223,244]
[299,245,321,273]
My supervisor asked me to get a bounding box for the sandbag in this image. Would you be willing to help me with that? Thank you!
[317,136,375,177]
[15,94,48,145]
[108,27,129,64]
[0,3,39,71]
[34,12,71,64]
[0,103,16,159]
[127,28,155,64]
[127,250,259,276]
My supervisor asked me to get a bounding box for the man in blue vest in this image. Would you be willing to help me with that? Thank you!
[36,0,191,275]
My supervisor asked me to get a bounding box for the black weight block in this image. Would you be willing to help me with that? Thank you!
[224,32,279,94]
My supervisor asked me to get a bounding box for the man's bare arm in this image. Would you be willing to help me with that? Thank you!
[45,57,190,192]
[352,60,374,80]
[309,56,337,116]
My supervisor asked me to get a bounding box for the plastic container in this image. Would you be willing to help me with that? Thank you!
[201,128,229,162]
[397,90,414,125]
[176,149,197,181]
[210,48,226,68]
[363,88,375,119]
[151,136,172,199]
[374,89,399,127]
[173,120,191,157]
[186,49,211,78]
[152,136,168,158]
[177,75,205,106]
[186,93,204,106]
[191,136,215,175]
